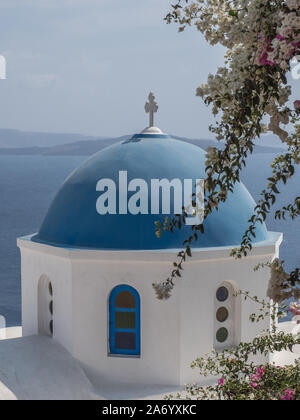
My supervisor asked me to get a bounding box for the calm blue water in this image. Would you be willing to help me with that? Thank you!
[241,154,300,273]
[0,153,299,326]
[0,156,84,326]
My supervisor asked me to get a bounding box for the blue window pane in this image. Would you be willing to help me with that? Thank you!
[216,286,229,302]
[115,332,136,350]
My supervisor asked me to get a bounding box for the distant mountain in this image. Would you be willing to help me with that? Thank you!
[173,136,285,154]
[0,129,286,156]
[0,136,130,156]
[0,128,102,148]
[256,134,288,149]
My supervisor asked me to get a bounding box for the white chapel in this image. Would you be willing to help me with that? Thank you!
[0,93,291,399]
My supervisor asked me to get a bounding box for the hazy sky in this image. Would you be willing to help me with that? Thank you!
[0,0,299,139]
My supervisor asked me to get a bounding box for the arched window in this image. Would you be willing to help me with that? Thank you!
[109,285,140,356]
[214,281,241,350]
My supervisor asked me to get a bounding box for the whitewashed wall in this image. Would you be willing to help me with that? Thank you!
[18,242,73,353]
[18,233,281,386]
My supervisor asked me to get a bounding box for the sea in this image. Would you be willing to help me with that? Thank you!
[0,153,299,327]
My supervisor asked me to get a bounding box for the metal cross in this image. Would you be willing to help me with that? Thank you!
[144,92,158,127]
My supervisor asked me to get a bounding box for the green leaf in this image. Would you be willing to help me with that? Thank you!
[229,10,238,17]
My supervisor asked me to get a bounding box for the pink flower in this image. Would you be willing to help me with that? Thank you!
[281,389,295,401]
[251,382,258,389]
[294,100,300,112]
[288,308,300,315]
[257,36,275,66]
[259,53,275,66]
[250,366,264,383]
[256,367,264,376]
[218,377,224,386]
[289,42,299,57]
[276,34,285,41]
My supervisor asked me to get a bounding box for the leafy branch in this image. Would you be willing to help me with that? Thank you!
[153,0,300,299]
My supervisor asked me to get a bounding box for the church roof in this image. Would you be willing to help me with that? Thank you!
[31,92,271,251]
[32,132,269,250]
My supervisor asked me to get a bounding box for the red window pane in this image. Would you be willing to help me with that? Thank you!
[115,291,136,309]
[216,307,228,322]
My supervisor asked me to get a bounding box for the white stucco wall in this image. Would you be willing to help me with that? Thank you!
[71,258,181,386]
[178,252,275,383]
[19,243,73,353]
[18,233,282,387]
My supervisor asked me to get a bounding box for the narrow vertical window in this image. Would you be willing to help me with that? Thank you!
[109,285,140,356]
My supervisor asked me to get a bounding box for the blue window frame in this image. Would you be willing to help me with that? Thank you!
[109,285,140,356]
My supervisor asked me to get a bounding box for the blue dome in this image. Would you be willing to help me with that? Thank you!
[33,133,268,250]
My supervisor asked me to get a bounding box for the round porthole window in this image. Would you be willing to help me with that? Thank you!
[216,327,228,343]
[216,307,229,323]
[216,286,229,302]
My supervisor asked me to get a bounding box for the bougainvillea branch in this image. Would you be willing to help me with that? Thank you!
[153,0,300,300]
[165,295,300,400]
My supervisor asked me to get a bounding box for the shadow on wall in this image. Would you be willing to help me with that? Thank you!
[38,275,53,337]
